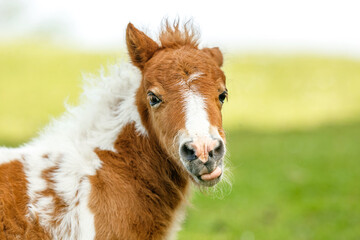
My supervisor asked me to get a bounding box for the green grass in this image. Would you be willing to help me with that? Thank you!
[1,43,360,239]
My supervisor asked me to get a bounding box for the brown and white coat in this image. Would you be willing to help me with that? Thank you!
[0,22,228,239]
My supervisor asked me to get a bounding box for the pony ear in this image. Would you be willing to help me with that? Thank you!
[202,47,223,67]
[126,23,159,70]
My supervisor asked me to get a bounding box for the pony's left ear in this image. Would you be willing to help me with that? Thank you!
[202,47,223,67]
[126,23,159,70]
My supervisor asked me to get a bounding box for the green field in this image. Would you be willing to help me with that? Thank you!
[1,43,360,239]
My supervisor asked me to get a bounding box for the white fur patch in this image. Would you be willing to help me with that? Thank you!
[186,72,203,84]
[183,90,210,138]
[0,147,23,165]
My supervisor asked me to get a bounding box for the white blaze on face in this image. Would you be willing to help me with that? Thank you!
[183,90,210,138]
[181,72,212,140]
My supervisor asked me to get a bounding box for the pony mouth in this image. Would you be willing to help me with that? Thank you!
[181,160,224,187]
[200,167,222,181]
[195,166,223,187]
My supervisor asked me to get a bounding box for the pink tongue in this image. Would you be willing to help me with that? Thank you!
[201,167,222,181]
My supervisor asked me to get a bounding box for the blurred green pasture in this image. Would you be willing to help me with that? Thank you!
[0,43,359,239]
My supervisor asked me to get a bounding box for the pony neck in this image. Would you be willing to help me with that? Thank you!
[115,123,188,188]
[90,122,190,239]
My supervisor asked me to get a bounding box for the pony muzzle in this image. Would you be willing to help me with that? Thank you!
[179,137,225,184]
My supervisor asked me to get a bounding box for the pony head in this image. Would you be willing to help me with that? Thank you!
[127,21,227,187]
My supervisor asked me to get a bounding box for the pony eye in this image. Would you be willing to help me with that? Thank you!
[147,92,162,107]
[219,91,228,104]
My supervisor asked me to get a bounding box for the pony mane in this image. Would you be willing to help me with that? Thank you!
[32,62,146,152]
[159,20,199,49]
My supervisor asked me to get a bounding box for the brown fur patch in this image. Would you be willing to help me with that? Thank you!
[38,166,68,228]
[89,123,189,240]
[0,160,50,239]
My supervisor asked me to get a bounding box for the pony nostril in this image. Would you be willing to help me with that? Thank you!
[180,143,197,161]
[213,140,225,158]
[209,150,214,158]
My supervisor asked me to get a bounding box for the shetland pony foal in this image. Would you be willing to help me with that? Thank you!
[0,22,228,239]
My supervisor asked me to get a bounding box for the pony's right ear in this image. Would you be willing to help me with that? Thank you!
[126,23,159,70]
[202,47,223,67]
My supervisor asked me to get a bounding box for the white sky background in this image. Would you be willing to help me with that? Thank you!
[1,0,360,56]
